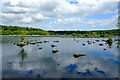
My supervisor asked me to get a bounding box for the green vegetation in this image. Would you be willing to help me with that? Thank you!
[48,29,120,37]
[1,25,120,38]
[19,30,27,42]
[1,25,49,35]
[26,40,29,45]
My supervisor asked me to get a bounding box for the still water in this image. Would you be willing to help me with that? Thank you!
[1,36,119,78]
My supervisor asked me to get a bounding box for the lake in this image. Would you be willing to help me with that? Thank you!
[1,36,119,78]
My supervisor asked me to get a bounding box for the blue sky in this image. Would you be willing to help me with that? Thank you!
[68,0,78,4]
[86,13,117,19]
[0,0,119,31]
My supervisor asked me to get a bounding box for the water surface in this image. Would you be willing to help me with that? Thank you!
[1,36,119,78]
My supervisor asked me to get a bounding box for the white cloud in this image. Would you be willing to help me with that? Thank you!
[20,17,33,24]
[49,22,53,24]
[57,19,62,23]
[2,6,31,14]
[1,0,118,30]
[1,13,23,23]
[91,25,95,27]
[63,17,81,24]
[33,14,48,21]
[54,21,57,24]
[2,0,118,17]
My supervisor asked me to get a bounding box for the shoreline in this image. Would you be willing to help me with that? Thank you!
[0,35,118,38]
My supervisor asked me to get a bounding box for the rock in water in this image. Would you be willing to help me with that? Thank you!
[44,40,49,43]
[87,41,90,43]
[17,42,26,47]
[36,41,43,43]
[88,42,91,44]
[73,53,86,58]
[30,42,36,45]
[102,40,106,41]
[95,40,99,42]
[39,47,42,49]
[99,43,103,46]
[82,44,85,46]
[51,45,56,47]
[103,48,106,50]
[52,49,59,53]
[13,43,16,45]
[53,40,59,42]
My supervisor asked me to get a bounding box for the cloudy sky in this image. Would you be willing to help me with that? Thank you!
[0,0,119,31]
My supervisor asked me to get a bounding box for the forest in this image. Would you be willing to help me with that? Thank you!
[0,25,49,35]
[0,25,120,37]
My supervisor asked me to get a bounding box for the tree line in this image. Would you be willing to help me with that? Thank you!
[0,25,49,35]
[0,25,120,37]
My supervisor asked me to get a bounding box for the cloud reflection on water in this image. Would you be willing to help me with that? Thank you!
[2,37,119,78]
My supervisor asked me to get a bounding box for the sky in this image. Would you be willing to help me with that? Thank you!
[0,0,119,31]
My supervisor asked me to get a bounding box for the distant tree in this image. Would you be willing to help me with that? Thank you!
[71,33,77,37]
[92,32,97,37]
